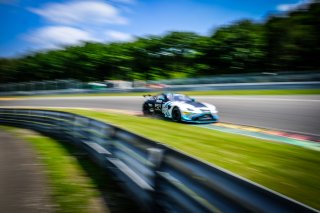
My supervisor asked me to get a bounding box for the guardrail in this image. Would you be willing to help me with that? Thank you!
[165,81,320,91]
[0,79,82,92]
[0,108,318,213]
[1,81,320,97]
[149,71,320,85]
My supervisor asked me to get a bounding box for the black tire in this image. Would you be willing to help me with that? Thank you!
[171,107,181,122]
[142,103,151,116]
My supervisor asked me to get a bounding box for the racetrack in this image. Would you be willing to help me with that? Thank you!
[1,95,320,136]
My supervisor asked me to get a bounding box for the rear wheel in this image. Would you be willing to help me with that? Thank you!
[171,107,181,122]
[142,103,151,116]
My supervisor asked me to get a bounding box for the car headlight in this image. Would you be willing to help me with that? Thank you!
[183,111,192,115]
[182,108,196,115]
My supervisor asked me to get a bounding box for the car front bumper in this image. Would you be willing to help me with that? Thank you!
[181,113,219,123]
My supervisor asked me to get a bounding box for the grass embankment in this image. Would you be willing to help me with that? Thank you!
[54,108,319,210]
[4,89,320,99]
[183,88,320,96]
[1,126,141,213]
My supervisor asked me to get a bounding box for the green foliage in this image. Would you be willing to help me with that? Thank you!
[200,20,266,74]
[265,2,320,70]
[0,2,319,83]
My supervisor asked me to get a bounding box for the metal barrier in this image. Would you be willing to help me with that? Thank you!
[1,81,320,97]
[0,79,82,92]
[0,109,318,213]
[149,71,320,85]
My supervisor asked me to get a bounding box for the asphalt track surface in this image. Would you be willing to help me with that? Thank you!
[0,130,53,212]
[1,95,320,136]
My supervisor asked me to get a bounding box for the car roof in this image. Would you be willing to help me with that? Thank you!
[165,92,188,96]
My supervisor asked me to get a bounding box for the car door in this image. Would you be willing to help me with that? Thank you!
[154,94,166,113]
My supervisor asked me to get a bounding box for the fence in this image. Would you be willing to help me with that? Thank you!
[0,108,318,213]
[1,72,320,96]
[0,79,82,92]
[1,81,320,97]
[148,71,320,85]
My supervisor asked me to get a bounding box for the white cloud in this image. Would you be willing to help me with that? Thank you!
[24,26,97,49]
[23,0,134,52]
[111,0,136,4]
[24,26,134,49]
[29,1,128,26]
[277,0,312,11]
[105,30,134,41]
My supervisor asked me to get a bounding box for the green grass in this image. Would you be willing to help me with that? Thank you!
[51,108,319,210]
[182,89,320,96]
[1,126,108,213]
[0,125,145,213]
[4,89,320,99]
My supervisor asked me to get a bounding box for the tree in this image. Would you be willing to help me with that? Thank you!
[200,20,266,74]
[265,1,320,70]
[0,1,319,83]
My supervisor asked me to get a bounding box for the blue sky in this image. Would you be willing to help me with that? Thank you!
[0,0,309,58]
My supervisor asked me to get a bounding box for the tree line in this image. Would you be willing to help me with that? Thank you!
[0,1,319,83]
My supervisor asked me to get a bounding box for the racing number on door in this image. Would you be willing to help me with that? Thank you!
[155,100,162,111]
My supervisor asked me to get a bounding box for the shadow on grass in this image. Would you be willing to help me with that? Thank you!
[46,133,144,213]
[139,114,217,125]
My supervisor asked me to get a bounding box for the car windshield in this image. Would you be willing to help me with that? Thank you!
[171,94,192,101]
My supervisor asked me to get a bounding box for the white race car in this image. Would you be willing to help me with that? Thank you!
[142,93,219,123]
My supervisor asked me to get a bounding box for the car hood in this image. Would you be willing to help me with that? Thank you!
[183,101,207,108]
[174,101,217,113]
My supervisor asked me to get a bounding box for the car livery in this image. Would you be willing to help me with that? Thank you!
[142,93,219,123]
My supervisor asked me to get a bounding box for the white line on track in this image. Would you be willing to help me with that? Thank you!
[194,96,320,102]
[12,96,144,100]
[0,106,140,114]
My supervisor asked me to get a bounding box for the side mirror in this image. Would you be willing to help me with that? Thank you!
[191,98,195,102]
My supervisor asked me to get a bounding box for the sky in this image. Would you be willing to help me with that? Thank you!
[0,0,311,58]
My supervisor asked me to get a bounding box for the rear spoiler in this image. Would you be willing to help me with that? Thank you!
[143,94,154,100]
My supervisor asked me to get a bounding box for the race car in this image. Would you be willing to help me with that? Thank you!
[142,93,219,123]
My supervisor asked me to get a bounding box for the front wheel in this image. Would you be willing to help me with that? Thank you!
[171,107,181,122]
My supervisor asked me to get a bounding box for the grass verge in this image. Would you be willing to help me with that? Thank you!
[51,108,319,210]
[182,88,320,96]
[3,89,320,99]
[1,126,142,213]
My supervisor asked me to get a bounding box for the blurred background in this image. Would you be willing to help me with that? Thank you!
[0,0,319,85]
[1,1,320,212]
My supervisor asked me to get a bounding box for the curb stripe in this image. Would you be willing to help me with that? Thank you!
[196,124,320,151]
